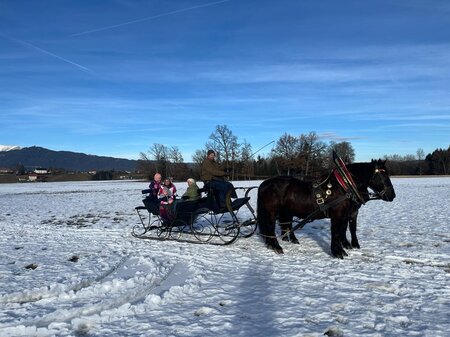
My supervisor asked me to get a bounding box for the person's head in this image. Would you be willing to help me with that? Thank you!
[207,149,216,160]
[164,178,171,186]
[162,186,171,196]
[154,173,161,182]
[187,178,196,186]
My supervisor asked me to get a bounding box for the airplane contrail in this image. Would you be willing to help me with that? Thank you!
[71,0,229,37]
[1,33,91,73]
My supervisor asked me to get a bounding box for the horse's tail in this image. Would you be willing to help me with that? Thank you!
[256,179,283,251]
[256,183,267,234]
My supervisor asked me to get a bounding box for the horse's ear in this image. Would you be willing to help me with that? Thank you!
[371,159,386,167]
[375,159,386,167]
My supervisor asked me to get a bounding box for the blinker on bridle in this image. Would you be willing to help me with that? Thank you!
[370,168,392,200]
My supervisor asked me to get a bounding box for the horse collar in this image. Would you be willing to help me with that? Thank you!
[333,168,365,204]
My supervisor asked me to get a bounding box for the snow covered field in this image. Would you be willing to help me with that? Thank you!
[0,177,449,337]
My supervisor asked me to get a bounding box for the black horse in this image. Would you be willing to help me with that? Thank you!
[257,160,396,258]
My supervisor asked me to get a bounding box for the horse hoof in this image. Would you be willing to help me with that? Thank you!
[332,248,347,259]
[291,239,299,244]
[267,244,284,254]
[342,241,352,249]
[274,247,284,254]
[352,241,361,249]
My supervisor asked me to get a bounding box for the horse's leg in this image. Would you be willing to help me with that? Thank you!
[279,211,299,244]
[264,219,284,254]
[340,219,352,249]
[349,210,360,249]
[257,190,284,254]
[330,216,348,259]
[260,213,284,254]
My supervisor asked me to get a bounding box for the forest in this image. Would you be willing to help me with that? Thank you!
[138,125,450,181]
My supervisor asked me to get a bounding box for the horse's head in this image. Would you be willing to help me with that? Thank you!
[368,159,396,201]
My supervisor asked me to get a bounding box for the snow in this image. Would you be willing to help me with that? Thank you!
[0,145,21,152]
[0,177,449,337]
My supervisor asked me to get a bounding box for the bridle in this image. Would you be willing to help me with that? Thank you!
[368,168,393,201]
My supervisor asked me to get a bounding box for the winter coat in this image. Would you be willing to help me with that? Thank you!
[148,179,161,201]
[158,186,174,205]
[200,158,226,181]
[182,182,199,200]
[163,182,177,197]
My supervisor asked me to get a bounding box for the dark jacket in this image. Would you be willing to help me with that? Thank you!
[148,180,161,201]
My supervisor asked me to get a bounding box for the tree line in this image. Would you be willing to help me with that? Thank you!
[137,125,450,181]
[383,147,449,176]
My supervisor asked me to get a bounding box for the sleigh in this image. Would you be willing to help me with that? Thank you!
[133,185,258,245]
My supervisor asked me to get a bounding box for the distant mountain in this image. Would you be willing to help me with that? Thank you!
[0,145,21,152]
[0,146,138,171]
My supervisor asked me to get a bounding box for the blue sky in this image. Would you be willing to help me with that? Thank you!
[1,0,449,162]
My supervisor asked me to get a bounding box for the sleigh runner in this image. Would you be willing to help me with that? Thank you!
[133,185,258,245]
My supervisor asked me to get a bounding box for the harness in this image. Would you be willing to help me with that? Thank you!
[262,152,389,240]
[332,152,366,204]
[288,191,351,234]
[284,153,365,234]
[291,169,355,234]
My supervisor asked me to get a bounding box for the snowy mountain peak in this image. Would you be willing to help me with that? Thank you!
[0,145,21,152]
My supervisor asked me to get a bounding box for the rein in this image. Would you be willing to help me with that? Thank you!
[290,192,351,232]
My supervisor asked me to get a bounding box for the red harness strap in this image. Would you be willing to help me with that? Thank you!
[333,168,349,192]
[332,150,366,204]
[333,165,365,204]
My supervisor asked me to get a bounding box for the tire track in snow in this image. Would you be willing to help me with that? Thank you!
[0,254,131,305]
[351,250,450,271]
[0,260,190,331]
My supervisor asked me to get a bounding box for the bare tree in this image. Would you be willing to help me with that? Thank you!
[140,144,186,179]
[193,149,207,166]
[329,141,355,164]
[148,143,169,176]
[416,148,425,161]
[240,140,254,179]
[208,125,240,177]
[416,148,425,175]
[271,133,300,175]
[149,143,168,162]
[138,151,157,178]
[168,146,183,164]
[167,146,188,180]
[299,132,327,177]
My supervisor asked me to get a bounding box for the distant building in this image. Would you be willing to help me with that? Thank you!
[28,173,38,182]
[34,168,48,174]
[0,168,14,174]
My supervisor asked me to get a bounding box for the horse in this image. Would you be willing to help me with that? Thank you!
[257,159,396,258]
